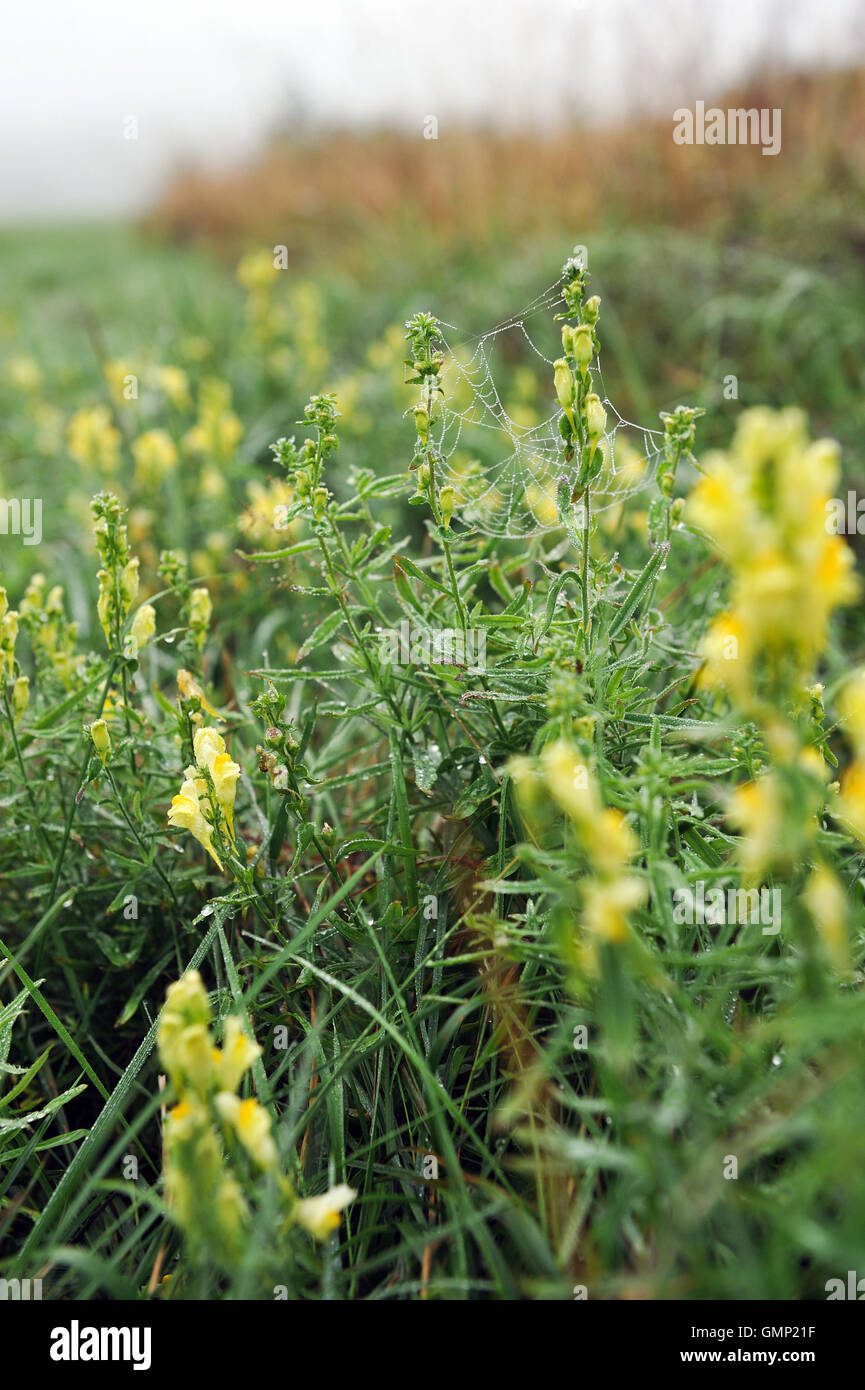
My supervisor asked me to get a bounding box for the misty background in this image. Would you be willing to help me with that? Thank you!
[2,0,864,221]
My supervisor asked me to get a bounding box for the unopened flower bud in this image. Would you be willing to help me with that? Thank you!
[414,406,430,444]
[584,392,607,444]
[554,359,576,416]
[564,324,594,377]
[90,718,111,764]
[312,486,328,522]
[12,674,29,719]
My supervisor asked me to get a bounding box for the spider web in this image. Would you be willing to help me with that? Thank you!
[427,269,667,539]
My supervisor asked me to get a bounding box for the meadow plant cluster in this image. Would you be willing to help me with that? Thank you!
[1,249,865,1301]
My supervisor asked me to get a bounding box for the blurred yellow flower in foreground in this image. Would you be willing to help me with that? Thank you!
[293,1185,357,1241]
[688,408,858,703]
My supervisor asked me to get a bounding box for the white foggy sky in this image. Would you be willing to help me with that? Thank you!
[1,0,863,219]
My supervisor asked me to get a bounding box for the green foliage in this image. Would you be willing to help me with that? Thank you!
[1,232,865,1302]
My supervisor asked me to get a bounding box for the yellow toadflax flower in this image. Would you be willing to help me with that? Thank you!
[838,670,865,760]
[213,1016,262,1093]
[215,1093,278,1170]
[177,668,220,716]
[11,674,29,720]
[513,740,646,958]
[0,607,19,678]
[129,603,157,651]
[132,429,178,489]
[156,365,192,412]
[67,405,122,474]
[167,775,222,868]
[803,864,849,974]
[193,725,241,839]
[293,1184,357,1241]
[687,408,858,706]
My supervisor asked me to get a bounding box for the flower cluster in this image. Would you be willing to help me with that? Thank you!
[167,726,240,868]
[67,405,122,475]
[834,670,865,848]
[182,378,243,463]
[158,971,355,1263]
[687,408,858,706]
[92,492,155,655]
[512,740,645,968]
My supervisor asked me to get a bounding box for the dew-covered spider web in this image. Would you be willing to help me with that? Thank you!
[427,268,667,539]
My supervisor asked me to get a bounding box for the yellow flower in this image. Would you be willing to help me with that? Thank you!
[67,405,122,474]
[698,612,750,695]
[177,668,219,716]
[836,762,865,843]
[293,1184,356,1241]
[168,776,222,868]
[215,1093,277,1169]
[0,608,19,677]
[132,429,178,488]
[158,973,215,1088]
[172,1022,215,1094]
[8,355,43,393]
[687,409,859,707]
[193,726,240,837]
[592,807,640,876]
[130,603,157,650]
[236,249,279,292]
[164,969,211,1026]
[157,365,192,412]
[193,724,225,770]
[803,865,848,973]
[188,587,212,649]
[839,672,865,761]
[211,752,240,838]
[727,776,781,881]
[582,876,645,944]
[213,1016,261,1092]
[538,739,599,828]
[11,674,29,719]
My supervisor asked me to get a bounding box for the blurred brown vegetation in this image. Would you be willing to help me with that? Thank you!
[149,66,865,264]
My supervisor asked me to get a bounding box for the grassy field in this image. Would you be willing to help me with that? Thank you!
[2,68,865,1301]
